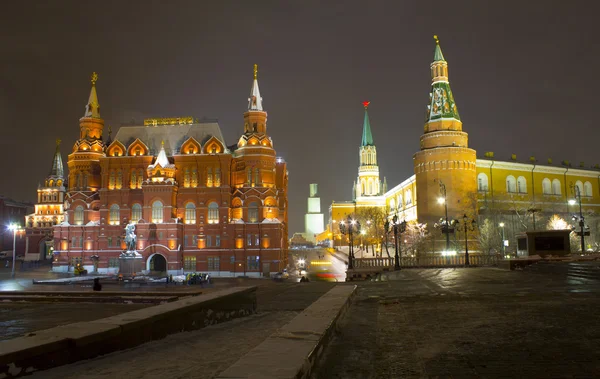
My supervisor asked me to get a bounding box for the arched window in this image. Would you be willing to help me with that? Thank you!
[542,178,551,195]
[405,190,412,205]
[131,203,142,222]
[367,179,373,195]
[584,181,593,197]
[575,181,584,197]
[184,167,190,188]
[208,202,219,224]
[397,194,403,209]
[130,170,137,189]
[248,201,259,223]
[109,170,115,190]
[116,170,123,189]
[517,176,527,194]
[137,169,144,189]
[109,204,120,225]
[152,200,163,223]
[477,173,489,192]
[506,176,516,193]
[185,202,196,224]
[74,206,84,225]
[207,168,213,187]
[389,198,396,211]
[552,179,561,195]
[215,168,221,187]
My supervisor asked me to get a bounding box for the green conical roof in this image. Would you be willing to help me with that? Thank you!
[49,139,64,178]
[361,102,374,146]
[433,35,445,61]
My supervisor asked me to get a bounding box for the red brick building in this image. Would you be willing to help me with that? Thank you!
[51,66,289,276]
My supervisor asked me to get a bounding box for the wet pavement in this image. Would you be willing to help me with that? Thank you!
[313,264,600,378]
[30,281,335,379]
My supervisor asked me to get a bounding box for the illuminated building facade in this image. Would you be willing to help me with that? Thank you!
[328,37,600,252]
[49,66,288,275]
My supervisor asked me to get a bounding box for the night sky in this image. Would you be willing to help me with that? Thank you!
[1,1,597,235]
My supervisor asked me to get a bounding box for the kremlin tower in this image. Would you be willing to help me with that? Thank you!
[413,36,477,223]
[354,101,385,201]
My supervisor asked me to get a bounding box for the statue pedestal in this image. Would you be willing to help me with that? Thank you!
[119,250,144,275]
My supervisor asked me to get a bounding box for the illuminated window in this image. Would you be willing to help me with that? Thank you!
[131,203,142,222]
[215,168,221,187]
[184,168,190,188]
[185,202,196,224]
[74,206,84,225]
[152,200,163,223]
[477,173,489,192]
[207,168,213,187]
[575,181,584,196]
[109,204,120,225]
[184,256,196,270]
[130,170,137,189]
[248,201,259,223]
[247,256,260,270]
[208,202,219,224]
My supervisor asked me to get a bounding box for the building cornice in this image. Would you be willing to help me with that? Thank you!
[477,159,600,178]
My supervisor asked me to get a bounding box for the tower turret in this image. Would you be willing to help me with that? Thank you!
[67,73,106,192]
[356,101,382,197]
[413,36,477,223]
[242,64,268,136]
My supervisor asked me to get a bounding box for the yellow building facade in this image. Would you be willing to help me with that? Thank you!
[327,37,600,252]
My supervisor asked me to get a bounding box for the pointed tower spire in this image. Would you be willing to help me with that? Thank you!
[361,101,374,146]
[433,35,445,62]
[50,139,64,178]
[426,35,460,122]
[154,140,170,167]
[84,72,101,118]
[248,64,263,111]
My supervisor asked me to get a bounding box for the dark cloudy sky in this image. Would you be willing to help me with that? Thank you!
[0,0,597,234]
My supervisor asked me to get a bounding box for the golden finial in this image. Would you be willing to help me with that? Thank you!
[56,138,61,147]
[433,35,439,44]
[91,72,98,86]
[161,140,165,147]
[253,64,258,80]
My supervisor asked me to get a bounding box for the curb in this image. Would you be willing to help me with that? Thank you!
[217,284,357,379]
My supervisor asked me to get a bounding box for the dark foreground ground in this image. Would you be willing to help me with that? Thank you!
[314,263,600,378]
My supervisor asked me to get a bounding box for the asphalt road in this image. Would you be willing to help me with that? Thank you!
[313,264,600,378]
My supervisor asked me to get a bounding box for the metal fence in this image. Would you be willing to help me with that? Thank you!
[353,254,498,269]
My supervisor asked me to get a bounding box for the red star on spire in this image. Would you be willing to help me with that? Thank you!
[362,101,370,109]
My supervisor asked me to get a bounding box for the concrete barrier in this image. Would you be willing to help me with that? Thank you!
[0,286,256,378]
[217,284,356,379]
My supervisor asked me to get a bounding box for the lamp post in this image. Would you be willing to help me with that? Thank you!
[437,180,450,251]
[390,214,407,270]
[339,216,360,270]
[499,222,506,256]
[462,215,476,266]
[569,184,586,253]
[8,224,23,279]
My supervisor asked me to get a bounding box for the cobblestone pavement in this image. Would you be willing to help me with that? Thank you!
[30,281,335,379]
[314,266,600,378]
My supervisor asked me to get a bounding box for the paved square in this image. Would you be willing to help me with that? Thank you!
[314,264,600,378]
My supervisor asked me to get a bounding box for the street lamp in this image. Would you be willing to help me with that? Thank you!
[339,216,360,270]
[499,222,507,256]
[8,224,24,279]
[462,214,476,266]
[570,184,587,253]
[389,214,407,270]
[437,180,451,250]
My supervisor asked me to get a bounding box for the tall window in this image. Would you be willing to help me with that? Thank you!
[208,256,220,271]
[405,190,412,206]
[552,179,561,195]
[215,168,221,187]
[247,256,260,270]
[207,168,213,187]
[184,256,196,270]
[130,170,137,189]
[248,201,259,223]
[116,170,123,189]
[506,176,516,193]
[216,235,221,247]
[131,203,142,222]
[208,202,219,224]
[247,234,252,246]
[109,170,115,190]
[137,169,144,189]
[185,202,196,224]
[584,181,593,197]
[397,194,403,209]
[74,206,84,225]
[254,168,260,186]
[191,168,198,187]
[184,167,190,188]
[389,198,396,211]
[517,176,527,194]
[109,204,120,225]
[575,181,584,197]
[152,200,163,223]
[477,173,489,192]
[207,235,212,247]
[542,178,551,195]
[247,168,252,185]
